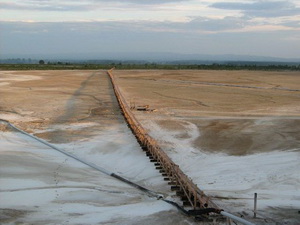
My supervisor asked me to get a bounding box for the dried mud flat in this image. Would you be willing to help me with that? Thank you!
[0,70,197,225]
[114,70,300,155]
[114,70,300,224]
[1,69,299,224]
[0,70,122,139]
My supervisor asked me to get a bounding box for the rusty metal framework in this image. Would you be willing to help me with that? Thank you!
[107,69,219,210]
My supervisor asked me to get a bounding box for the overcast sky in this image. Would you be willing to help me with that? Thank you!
[0,0,300,59]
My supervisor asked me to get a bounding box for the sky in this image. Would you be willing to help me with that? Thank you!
[0,0,300,59]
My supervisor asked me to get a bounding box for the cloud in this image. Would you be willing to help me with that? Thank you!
[0,2,94,11]
[188,17,247,31]
[210,0,300,17]
[0,0,189,12]
[1,15,297,37]
[1,21,299,58]
[281,20,300,28]
[94,0,187,4]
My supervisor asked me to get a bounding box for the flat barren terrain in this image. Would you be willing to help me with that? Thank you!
[114,70,300,155]
[114,70,299,116]
[113,69,300,223]
[0,70,195,225]
[0,69,299,224]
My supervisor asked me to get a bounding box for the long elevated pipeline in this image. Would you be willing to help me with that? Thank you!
[107,69,218,211]
[107,70,258,225]
[0,70,256,224]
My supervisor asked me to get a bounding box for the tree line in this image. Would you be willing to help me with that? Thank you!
[0,62,299,71]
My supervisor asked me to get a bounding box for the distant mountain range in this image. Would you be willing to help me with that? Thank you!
[1,52,299,63]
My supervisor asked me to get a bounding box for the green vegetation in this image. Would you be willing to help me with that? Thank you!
[0,62,299,71]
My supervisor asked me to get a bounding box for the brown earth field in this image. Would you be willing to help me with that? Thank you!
[1,69,299,224]
[1,69,299,154]
[0,70,122,142]
[113,70,300,156]
[1,70,197,225]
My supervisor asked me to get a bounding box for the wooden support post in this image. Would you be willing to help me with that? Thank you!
[194,189,197,209]
[171,186,180,191]
[227,217,232,225]
[168,181,176,185]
